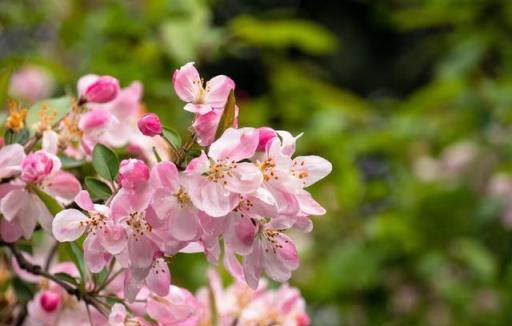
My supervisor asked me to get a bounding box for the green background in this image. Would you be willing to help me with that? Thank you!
[3,0,512,324]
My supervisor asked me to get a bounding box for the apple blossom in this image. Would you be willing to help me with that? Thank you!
[138,113,162,137]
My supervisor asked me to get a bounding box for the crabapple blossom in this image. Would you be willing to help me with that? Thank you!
[138,113,163,137]
[80,75,120,103]
[4,64,331,325]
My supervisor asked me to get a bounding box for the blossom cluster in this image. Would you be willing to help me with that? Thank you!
[1,62,331,325]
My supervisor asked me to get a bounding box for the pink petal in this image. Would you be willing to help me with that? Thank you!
[192,109,222,147]
[224,163,262,194]
[198,182,238,218]
[145,258,170,297]
[170,206,200,241]
[172,62,201,103]
[150,161,179,191]
[128,236,157,268]
[208,127,259,162]
[42,130,59,154]
[0,218,23,243]
[184,151,209,175]
[292,155,332,187]
[205,75,235,107]
[100,223,128,255]
[184,103,212,115]
[0,144,25,179]
[43,171,82,203]
[75,190,94,211]
[84,234,111,273]
[243,243,263,289]
[224,214,256,255]
[0,189,26,221]
[297,190,326,216]
[223,249,244,282]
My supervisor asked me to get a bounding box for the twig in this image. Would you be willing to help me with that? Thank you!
[0,241,105,315]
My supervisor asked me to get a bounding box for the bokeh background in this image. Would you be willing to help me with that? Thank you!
[3,0,512,324]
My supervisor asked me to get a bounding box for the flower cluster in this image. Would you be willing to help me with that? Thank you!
[0,62,330,325]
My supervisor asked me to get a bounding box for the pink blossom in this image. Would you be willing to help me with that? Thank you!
[173,62,235,115]
[138,113,162,137]
[0,144,25,180]
[192,104,239,147]
[256,127,277,152]
[146,285,201,326]
[118,159,150,191]
[21,150,58,183]
[9,65,55,102]
[185,127,262,217]
[81,75,120,103]
[40,291,60,312]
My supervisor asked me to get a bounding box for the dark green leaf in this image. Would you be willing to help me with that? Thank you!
[92,144,119,181]
[214,90,236,140]
[64,242,88,288]
[32,186,62,215]
[4,128,30,145]
[162,126,182,148]
[12,277,34,303]
[54,272,79,286]
[85,177,112,200]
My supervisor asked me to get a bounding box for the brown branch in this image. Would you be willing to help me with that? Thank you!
[0,241,106,316]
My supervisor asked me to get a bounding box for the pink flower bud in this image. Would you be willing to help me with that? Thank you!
[21,151,55,183]
[82,76,120,103]
[137,113,162,137]
[256,127,277,152]
[40,291,60,312]
[296,313,311,326]
[118,159,150,190]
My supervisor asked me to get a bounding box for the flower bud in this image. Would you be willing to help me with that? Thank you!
[138,113,162,137]
[21,151,55,183]
[118,159,150,190]
[82,76,120,103]
[40,291,60,312]
[256,127,277,152]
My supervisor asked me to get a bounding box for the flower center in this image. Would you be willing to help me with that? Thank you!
[207,160,237,184]
[259,157,278,182]
[125,211,152,239]
[79,211,107,235]
[174,187,191,207]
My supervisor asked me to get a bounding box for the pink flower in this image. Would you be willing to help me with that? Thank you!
[192,105,239,146]
[0,144,25,180]
[185,128,263,217]
[149,161,201,241]
[173,62,235,115]
[9,65,55,102]
[138,113,162,137]
[81,75,120,103]
[256,127,277,152]
[21,150,58,183]
[40,290,60,312]
[53,191,116,272]
[146,285,201,326]
[118,159,150,191]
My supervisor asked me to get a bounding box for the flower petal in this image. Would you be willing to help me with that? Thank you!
[52,209,88,242]
[172,62,201,103]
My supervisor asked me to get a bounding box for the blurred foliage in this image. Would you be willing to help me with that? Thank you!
[4,0,512,325]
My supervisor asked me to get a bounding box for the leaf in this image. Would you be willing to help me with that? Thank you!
[0,68,12,109]
[93,267,109,287]
[162,126,182,148]
[54,272,79,286]
[12,277,34,304]
[214,90,236,140]
[64,242,88,288]
[32,186,62,215]
[152,147,162,163]
[59,156,86,168]
[85,177,112,200]
[26,96,73,130]
[4,128,29,145]
[92,144,119,181]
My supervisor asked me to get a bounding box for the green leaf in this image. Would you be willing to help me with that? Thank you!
[26,96,73,130]
[32,186,62,215]
[4,128,30,145]
[12,277,34,303]
[59,156,86,168]
[85,177,112,200]
[64,242,88,288]
[162,126,182,148]
[92,144,119,181]
[54,272,79,286]
[93,268,109,287]
[214,90,236,140]
[0,68,12,109]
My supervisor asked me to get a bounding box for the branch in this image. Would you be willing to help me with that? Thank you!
[0,241,106,315]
